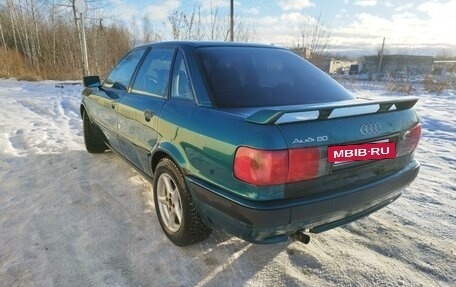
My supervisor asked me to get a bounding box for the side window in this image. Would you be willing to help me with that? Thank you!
[131,48,175,97]
[171,52,194,101]
[104,49,145,89]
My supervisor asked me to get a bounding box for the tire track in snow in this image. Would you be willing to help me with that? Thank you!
[3,84,84,155]
[29,154,94,287]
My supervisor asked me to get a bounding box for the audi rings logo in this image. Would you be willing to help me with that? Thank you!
[360,122,382,135]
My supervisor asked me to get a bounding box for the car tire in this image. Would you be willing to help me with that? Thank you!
[153,158,211,246]
[82,111,107,153]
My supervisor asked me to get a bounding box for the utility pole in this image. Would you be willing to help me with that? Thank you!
[378,37,385,75]
[75,0,89,76]
[80,12,90,76]
[230,0,234,42]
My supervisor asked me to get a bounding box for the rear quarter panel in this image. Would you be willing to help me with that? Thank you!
[157,100,288,200]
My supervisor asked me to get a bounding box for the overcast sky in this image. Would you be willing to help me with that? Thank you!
[106,0,456,56]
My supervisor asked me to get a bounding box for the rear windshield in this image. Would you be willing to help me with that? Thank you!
[196,47,354,108]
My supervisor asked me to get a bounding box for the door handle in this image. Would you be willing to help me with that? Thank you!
[144,109,154,122]
[111,101,117,109]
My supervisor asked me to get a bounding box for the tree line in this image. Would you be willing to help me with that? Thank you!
[0,1,333,81]
[0,0,131,80]
[0,1,257,81]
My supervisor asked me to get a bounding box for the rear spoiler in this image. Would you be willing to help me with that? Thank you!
[245,97,419,125]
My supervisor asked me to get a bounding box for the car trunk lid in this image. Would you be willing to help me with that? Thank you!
[230,97,420,189]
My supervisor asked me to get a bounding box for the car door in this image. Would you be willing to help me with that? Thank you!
[89,48,146,152]
[117,47,175,173]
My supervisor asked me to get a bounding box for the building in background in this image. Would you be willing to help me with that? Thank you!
[362,55,434,77]
[432,60,456,75]
[291,47,312,60]
[328,59,358,74]
[290,50,358,74]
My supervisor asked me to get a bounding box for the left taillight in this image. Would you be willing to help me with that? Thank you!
[234,146,327,186]
[397,124,421,156]
[233,147,288,186]
[287,147,323,182]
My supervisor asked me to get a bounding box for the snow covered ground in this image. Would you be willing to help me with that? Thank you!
[0,78,454,286]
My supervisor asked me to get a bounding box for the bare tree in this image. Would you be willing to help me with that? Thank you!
[168,10,184,40]
[298,13,332,59]
[0,0,132,80]
[0,23,7,50]
[0,1,257,80]
[168,4,254,42]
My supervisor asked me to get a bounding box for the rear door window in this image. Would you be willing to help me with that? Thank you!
[196,47,354,108]
[170,52,194,101]
[131,48,175,97]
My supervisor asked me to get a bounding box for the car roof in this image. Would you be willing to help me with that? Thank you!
[133,41,286,50]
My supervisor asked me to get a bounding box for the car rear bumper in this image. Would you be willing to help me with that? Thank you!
[186,160,420,244]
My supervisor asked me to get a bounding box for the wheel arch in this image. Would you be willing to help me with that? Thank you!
[80,100,88,119]
[151,142,188,175]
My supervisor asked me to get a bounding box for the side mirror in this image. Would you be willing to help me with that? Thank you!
[83,75,101,88]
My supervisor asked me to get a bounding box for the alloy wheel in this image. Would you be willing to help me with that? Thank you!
[156,173,183,233]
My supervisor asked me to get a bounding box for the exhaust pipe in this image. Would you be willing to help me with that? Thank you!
[291,231,311,244]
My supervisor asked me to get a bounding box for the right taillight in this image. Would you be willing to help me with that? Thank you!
[396,124,421,156]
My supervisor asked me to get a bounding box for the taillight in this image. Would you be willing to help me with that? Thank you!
[234,146,327,186]
[397,124,421,156]
[234,147,288,185]
[288,148,321,182]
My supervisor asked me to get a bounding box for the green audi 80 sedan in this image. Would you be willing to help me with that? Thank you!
[80,41,421,246]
